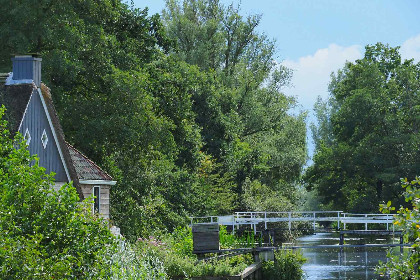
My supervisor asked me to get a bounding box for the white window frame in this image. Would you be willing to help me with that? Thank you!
[24,128,31,145]
[41,129,48,149]
[92,186,101,214]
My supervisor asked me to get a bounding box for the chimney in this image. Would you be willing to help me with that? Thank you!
[11,55,42,87]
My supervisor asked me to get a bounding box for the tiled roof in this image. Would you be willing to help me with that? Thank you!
[40,84,84,200]
[67,142,113,181]
[0,83,35,135]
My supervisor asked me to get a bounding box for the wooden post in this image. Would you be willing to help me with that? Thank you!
[337,212,340,230]
[400,235,404,254]
[264,212,267,230]
[343,213,346,230]
[313,212,316,231]
[252,249,260,262]
[339,233,344,245]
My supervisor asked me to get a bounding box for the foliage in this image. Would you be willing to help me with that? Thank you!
[135,227,253,278]
[163,0,307,212]
[0,0,307,240]
[0,106,113,278]
[376,178,420,279]
[106,239,167,280]
[306,43,420,212]
[262,250,306,280]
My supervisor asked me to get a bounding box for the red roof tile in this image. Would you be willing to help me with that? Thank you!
[67,142,113,181]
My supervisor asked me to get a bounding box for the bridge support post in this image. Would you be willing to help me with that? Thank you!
[365,214,368,231]
[337,212,340,230]
[264,212,267,230]
[313,212,316,231]
[343,213,346,230]
[252,249,260,262]
[400,236,404,254]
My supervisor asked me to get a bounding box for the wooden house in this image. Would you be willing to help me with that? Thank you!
[0,55,115,219]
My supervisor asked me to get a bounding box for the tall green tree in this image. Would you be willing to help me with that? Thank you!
[0,0,205,239]
[163,0,307,211]
[306,43,420,212]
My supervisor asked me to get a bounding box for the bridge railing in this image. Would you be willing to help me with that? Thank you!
[340,213,394,230]
[190,211,396,233]
[234,211,343,232]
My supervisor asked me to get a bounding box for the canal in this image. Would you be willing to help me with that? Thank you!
[294,232,402,280]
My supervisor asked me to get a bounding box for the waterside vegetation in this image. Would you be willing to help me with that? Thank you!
[1,0,419,279]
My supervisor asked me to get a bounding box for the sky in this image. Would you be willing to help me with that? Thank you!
[133,0,420,158]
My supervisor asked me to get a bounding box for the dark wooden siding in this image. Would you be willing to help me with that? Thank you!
[19,89,68,182]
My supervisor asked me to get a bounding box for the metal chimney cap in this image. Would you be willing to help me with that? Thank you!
[12,53,41,58]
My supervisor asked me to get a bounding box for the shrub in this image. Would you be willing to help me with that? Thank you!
[262,250,306,280]
[134,227,254,279]
[376,178,420,279]
[106,239,167,280]
[0,107,116,279]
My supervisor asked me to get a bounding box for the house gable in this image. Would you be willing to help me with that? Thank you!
[1,55,115,215]
[18,88,69,182]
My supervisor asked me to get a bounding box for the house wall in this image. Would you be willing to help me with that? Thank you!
[19,90,68,181]
[53,182,67,192]
[80,184,110,219]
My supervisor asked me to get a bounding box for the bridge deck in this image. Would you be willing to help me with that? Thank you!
[340,230,402,235]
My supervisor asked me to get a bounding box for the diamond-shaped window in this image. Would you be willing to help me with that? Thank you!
[24,128,31,145]
[41,129,48,149]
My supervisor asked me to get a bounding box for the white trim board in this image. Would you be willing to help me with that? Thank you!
[17,91,33,132]
[79,180,117,186]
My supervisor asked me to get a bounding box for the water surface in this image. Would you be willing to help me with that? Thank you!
[294,232,402,280]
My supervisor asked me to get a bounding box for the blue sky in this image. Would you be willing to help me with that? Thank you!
[135,0,420,61]
[133,0,420,158]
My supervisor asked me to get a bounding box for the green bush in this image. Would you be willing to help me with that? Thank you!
[262,250,306,280]
[376,178,420,279]
[134,227,254,279]
[0,107,115,279]
[106,239,167,280]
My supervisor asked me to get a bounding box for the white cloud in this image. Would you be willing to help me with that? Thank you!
[280,44,363,160]
[400,34,420,62]
[281,44,363,111]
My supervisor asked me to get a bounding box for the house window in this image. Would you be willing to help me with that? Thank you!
[24,128,31,145]
[41,129,48,149]
[93,186,100,214]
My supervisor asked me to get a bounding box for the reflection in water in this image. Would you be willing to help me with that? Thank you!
[294,233,402,280]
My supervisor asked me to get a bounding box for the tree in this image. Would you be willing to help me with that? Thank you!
[306,43,420,212]
[0,0,205,239]
[163,0,307,210]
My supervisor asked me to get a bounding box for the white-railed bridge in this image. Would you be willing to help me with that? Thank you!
[191,211,396,235]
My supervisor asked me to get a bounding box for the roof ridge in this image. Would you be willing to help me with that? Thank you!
[65,141,113,180]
